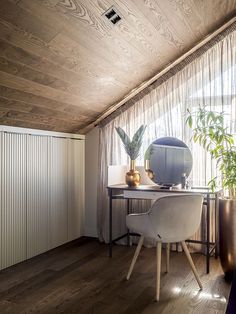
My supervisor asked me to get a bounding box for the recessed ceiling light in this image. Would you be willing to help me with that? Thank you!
[102,6,122,25]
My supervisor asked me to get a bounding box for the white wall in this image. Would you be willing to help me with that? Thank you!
[85,127,99,237]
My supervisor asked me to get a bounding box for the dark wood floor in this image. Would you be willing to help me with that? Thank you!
[0,238,231,314]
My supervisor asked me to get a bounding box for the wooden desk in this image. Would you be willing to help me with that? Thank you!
[107,184,221,274]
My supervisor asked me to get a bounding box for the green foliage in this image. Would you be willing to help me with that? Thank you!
[186,106,236,193]
[144,144,154,160]
[115,125,147,160]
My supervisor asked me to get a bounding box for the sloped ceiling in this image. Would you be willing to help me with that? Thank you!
[0,0,235,134]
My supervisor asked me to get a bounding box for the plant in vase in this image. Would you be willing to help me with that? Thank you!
[186,106,236,279]
[144,144,155,180]
[115,125,146,187]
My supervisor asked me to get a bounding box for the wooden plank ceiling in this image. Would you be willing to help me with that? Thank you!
[0,0,235,134]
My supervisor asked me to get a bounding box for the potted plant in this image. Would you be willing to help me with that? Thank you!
[115,125,146,187]
[144,144,155,180]
[186,106,236,279]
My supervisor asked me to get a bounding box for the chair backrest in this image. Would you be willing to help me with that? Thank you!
[148,194,204,243]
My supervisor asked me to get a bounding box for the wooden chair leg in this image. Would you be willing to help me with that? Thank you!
[156,241,162,301]
[126,235,144,280]
[166,243,170,273]
[181,241,203,290]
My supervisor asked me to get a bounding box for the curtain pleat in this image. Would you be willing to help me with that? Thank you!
[97,30,236,250]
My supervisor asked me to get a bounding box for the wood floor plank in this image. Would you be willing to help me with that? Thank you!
[0,238,96,293]
[0,238,231,314]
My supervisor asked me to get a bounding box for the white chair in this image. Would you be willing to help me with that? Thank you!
[126,194,204,301]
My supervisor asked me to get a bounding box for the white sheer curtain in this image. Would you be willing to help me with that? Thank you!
[97,30,236,245]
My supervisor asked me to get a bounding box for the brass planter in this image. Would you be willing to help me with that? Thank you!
[144,159,155,181]
[219,197,236,280]
[126,160,140,187]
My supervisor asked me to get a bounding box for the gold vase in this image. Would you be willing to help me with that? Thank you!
[144,159,155,180]
[126,160,141,187]
[229,188,236,199]
[219,197,236,280]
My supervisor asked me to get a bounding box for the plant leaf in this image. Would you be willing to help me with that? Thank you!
[132,125,146,144]
[115,125,146,160]
[115,127,131,156]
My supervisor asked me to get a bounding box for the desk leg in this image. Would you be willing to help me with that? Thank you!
[127,199,130,246]
[206,194,210,273]
[109,191,112,258]
[215,193,219,258]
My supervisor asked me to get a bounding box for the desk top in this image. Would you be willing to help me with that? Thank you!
[107,184,221,195]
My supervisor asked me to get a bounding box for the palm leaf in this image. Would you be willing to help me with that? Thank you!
[115,127,130,146]
[132,125,146,145]
[115,127,132,157]
[115,125,146,160]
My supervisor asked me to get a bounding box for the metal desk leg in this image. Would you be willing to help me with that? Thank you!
[206,194,210,273]
[127,198,130,246]
[109,190,113,257]
[215,192,219,258]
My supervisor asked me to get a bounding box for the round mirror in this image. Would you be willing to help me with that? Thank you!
[146,137,193,186]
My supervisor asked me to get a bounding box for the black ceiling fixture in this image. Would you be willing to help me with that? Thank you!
[103,6,122,25]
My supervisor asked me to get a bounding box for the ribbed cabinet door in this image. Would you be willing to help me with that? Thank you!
[49,137,68,249]
[26,135,49,259]
[1,132,27,269]
[67,139,85,241]
[0,132,2,270]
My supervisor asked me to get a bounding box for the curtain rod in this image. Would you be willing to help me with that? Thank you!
[79,15,236,133]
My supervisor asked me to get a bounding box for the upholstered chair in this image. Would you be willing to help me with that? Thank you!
[126,194,204,301]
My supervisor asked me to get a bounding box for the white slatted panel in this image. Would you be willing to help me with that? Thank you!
[0,132,2,270]
[49,137,68,249]
[26,135,49,259]
[67,139,85,241]
[0,130,85,270]
[1,132,27,269]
